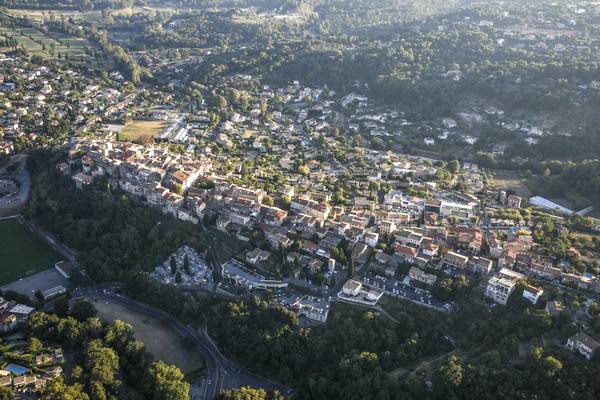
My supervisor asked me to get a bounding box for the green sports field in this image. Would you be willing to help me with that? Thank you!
[0,218,63,286]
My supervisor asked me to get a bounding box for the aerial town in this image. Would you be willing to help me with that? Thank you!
[1,0,600,399]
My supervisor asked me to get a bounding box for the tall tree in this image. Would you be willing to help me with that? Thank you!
[349,259,356,279]
[183,254,190,274]
[146,361,190,400]
[170,256,177,275]
[447,160,460,174]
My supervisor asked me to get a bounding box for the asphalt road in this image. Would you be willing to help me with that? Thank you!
[69,289,291,399]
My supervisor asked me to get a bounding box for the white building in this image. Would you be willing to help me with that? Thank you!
[522,285,544,305]
[486,276,517,305]
[364,232,379,247]
[10,304,35,320]
[566,332,600,360]
[41,286,66,300]
[338,279,384,305]
[342,279,362,296]
[54,261,74,279]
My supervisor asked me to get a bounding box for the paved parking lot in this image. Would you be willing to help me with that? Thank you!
[1,268,69,298]
[357,271,452,311]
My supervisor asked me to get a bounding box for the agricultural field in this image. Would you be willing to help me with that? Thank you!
[120,120,169,142]
[0,218,63,286]
[0,26,109,69]
[7,6,182,23]
[6,9,103,23]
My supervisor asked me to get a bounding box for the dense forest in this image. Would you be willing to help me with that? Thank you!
[209,298,446,392]
[84,0,600,127]
[201,288,598,400]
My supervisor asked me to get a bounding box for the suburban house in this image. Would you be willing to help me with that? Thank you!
[522,285,544,305]
[72,173,93,189]
[246,248,271,265]
[446,228,483,252]
[0,313,17,333]
[408,266,437,286]
[351,243,373,266]
[487,233,503,258]
[438,251,469,270]
[507,195,523,208]
[364,232,379,247]
[469,256,493,275]
[566,332,600,360]
[0,375,11,387]
[395,244,418,263]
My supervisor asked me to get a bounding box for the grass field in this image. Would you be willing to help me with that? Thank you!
[490,170,532,198]
[0,218,63,286]
[121,120,169,141]
[95,301,206,375]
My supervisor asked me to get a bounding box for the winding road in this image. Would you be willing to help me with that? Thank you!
[66,288,291,399]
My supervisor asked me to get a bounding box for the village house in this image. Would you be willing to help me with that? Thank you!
[409,266,437,285]
[438,251,469,271]
[522,285,544,305]
[469,256,494,275]
[566,332,600,360]
[0,313,17,333]
[246,248,271,265]
[395,244,418,263]
[351,243,373,266]
[72,173,93,189]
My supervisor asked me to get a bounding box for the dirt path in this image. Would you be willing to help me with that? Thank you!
[94,301,205,375]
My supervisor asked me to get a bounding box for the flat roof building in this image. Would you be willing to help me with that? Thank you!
[222,260,287,290]
[41,285,67,300]
[55,261,74,279]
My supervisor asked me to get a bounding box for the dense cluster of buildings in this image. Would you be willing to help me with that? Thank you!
[0,297,34,333]
[0,56,142,150]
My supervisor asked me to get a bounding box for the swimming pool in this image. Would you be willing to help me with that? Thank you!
[584,273,593,279]
[4,363,28,376]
